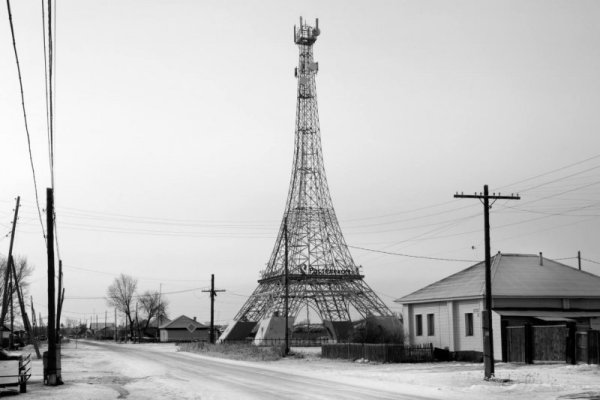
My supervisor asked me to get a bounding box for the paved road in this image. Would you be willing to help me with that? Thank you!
[84,341,435,400]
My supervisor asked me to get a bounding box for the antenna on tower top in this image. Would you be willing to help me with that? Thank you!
[294,16,320,44]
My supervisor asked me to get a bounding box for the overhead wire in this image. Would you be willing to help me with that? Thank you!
[5,0,47,241]
[493,153,600,192]
[347,245,478,263]
[66,287,204,300]
[62,263,210,283]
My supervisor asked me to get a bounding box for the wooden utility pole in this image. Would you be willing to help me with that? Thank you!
[578,251,582,270]
[158,283,162,329]
[284,216,289,355]
[9,274,13,350]
[56,261,64,340]
[454,185,520,380]
[1,196,20,331]
[114,308,117,343]
[31,298,37,338]
[11,256,41,358]
[46,187,58,385]
[202,274,225,343]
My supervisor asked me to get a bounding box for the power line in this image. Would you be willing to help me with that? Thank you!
[62,263,210,282]
[494,153,600,191]
[341,200,459,223]
[347,245,478,263]
[41,0,51,177]
[5,0,47,241]
[582,258,600,265]
[516,164,600,194]
[65,287,203,300]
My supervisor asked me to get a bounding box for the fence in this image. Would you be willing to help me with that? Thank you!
[576,331,600,364]
[220,338,334,347]
[505,323,599,365]
[506,326,526,363]
[533,325,568,362]
[321,343,433,363]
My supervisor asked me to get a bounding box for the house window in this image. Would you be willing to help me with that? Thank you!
[465,313,474,336]
[415,314,423,336]
[427,313,435,336]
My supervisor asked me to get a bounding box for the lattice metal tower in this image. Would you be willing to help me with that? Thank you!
[220,18,394,342]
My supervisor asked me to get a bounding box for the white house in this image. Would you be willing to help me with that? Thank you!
[395,253,600,360]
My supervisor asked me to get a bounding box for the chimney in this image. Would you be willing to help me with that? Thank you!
[539,252,543,266]
[193,316,197,321]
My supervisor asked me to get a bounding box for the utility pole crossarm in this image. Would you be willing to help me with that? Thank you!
[454,193,521,200]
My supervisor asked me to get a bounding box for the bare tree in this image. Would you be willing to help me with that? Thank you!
[106,274,138,339]
[138,290,168,335]
[0,256,34,321]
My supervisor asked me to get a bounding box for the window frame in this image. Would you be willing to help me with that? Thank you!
[465,313,474,336]
[427,313,435,336]
[415,314,423,336]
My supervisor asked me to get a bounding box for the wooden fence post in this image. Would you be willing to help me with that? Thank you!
[501,320,508,362]
[566,322,577,365]
[524,323,533,364]
[588,330,599,365]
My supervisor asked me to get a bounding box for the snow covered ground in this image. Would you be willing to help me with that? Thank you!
[287,348,600,399]
[5,341,599,399]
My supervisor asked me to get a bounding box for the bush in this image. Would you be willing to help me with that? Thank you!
[178,342,283,361]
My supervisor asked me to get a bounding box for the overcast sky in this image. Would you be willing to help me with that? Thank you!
[1,0,599,327]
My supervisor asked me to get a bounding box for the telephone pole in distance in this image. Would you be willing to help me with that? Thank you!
[202,274,225,343]
[454,184,520,380]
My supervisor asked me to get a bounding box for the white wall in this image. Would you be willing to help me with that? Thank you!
[492,310,502,361]
[410,302,449,349]
[454,300,483,352]
[405,299,503,359]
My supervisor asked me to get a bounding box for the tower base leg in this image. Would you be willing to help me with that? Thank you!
[218,320,257,343]
[253,315,295,346]
[323,320,354,342]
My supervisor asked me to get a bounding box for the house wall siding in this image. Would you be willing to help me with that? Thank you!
[410,302,449,348]
[160,329,208,342]
[454,300,483,352]
[492,310,502,361]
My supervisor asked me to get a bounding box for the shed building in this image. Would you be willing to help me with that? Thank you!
[159,315,208,342]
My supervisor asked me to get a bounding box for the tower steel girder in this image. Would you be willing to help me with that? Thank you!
[226,18,393,338]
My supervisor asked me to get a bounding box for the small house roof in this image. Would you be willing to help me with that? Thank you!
[90,322,115,330]
[396,253,600,304]
[159,315,207,330]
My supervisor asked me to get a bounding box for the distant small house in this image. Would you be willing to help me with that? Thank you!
[395,253,600,362]
[89,322,116,339]
[140,317,169,340]
[159,315,208,342]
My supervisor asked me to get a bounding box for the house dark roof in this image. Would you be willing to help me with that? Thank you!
[90,322,115,330]
[159,315,207,330]
[396,253,600,304]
